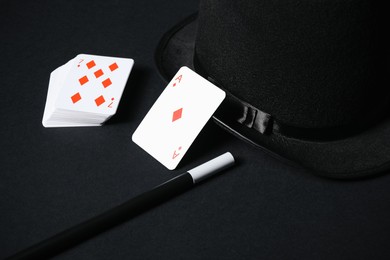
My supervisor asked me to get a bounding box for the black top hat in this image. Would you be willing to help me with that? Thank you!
[155,0,390,179]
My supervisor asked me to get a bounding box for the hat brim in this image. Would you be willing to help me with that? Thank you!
[155,13,390,179]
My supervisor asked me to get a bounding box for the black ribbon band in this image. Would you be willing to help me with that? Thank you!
[212,88,272,135]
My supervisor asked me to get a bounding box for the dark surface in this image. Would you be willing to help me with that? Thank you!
[1,1,389,259]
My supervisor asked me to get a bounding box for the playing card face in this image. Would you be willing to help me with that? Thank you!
[132,66,226,170]
[56,54,134,115]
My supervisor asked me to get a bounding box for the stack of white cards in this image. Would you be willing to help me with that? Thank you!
[42,54,134,127]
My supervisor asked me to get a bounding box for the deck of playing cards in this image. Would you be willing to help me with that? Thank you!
[42,54,134,127]
[132,67,226,170]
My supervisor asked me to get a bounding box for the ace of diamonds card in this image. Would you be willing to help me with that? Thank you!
[132,66,226,170]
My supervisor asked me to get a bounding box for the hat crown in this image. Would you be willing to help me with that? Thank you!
[195,0,389,129]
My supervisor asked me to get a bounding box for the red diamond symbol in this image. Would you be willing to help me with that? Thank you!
[71,92,81,103]
[109,62,118,71]
[86,60,96,69]
[94,69,104,78]
[79,75,89,85]
[95,95,105,106]
[102,78,112,88]
[172,108,183,122]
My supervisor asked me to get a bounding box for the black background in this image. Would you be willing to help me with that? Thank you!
[1,0,389,259]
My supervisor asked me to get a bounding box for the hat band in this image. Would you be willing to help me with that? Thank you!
[193,52,379,141]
